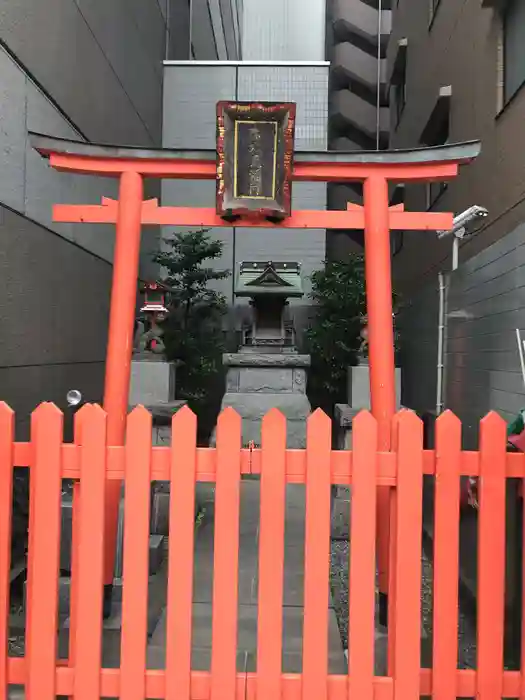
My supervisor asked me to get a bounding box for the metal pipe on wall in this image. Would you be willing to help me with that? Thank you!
[189,0,194,59]
[165,0,170,61]
[375,0,383,150]
[436,272,446,415]
[452,236,459,271]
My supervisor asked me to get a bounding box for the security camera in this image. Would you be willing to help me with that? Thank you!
[437,205,488,239]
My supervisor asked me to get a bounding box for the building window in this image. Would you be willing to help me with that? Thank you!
[503,0,525,103]
[420,88,451,208]
[429,0,442,25]
[426,179,448,209]
[428,116,450,207]
[390,186,404,257]
[391,39,408,127]
[394,64,407,125]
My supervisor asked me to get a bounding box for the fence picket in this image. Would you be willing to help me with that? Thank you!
[477,412,506,700]
[0,400,518,700]
[348,411,377,700]
[26,404,63,700]
[0,404,14,700]
[120,407,152,700]
[432,411,461,700]
[257,409,287,700]
[72,405,107,699]
[522,450,525,700]
[387,410,405,675]
[303,410,332,700]
[166,406,198,700]
[392,411,423,700]
[211,408,242,700]
[69,405,88,679]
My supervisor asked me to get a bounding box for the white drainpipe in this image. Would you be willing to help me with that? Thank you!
[436,271,446,415]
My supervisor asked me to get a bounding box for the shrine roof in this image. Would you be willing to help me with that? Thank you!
[30,132,481,168]
[235,261,303,298]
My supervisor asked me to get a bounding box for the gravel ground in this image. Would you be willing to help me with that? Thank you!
[8,603,25,658]
[330,538,477,669]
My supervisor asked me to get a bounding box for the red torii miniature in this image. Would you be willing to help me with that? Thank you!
[31,133,480,617]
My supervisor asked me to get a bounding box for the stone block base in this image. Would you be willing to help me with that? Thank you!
[212,393,312,448]
[347,364,401,411]
[129,358,177,405]
[50,534,165,617]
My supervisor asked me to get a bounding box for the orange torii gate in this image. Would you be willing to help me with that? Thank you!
[31,132,480,614]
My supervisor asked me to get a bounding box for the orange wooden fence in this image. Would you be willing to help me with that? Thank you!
[0,401,522,699]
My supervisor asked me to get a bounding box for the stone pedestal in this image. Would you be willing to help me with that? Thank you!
[347,363,402,410]
[129,355,177,406]
[335,366,403,453]
[213,353,311,448]
[334,403,360,451]
[58,356,186,591]
[127,355,186,551]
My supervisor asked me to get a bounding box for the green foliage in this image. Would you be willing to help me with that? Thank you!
[153,230,230,406]
[306,255,399,411]
[306,256,367,407]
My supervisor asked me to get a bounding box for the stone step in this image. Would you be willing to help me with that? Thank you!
[147,644,347,674]
[147,604,346,674]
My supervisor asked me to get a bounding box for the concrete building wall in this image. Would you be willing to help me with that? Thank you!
[388,0,525,431]
[0,0,177,432]
[162,61,329,341]
[325,0,391,259]
[183,0,243,60]
[0,204,111,439]
[0,44,119,264]
[0,0,167,145]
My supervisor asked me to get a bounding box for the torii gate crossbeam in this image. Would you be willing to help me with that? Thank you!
[31,133,481,620]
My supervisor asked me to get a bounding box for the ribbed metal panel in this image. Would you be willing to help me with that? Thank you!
[163,65,236,149]
[241,0,326,61]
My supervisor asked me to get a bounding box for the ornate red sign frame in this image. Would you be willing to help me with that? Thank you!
[216,101,296,221]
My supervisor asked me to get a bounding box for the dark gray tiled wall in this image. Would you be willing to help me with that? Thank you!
[400,222,525,448]
[445,223,525,445]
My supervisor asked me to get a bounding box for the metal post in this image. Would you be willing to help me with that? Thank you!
[363,174,396,622]
[375,0,383,151]
[102,170,144,599]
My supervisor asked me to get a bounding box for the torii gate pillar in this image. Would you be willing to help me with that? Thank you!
[31,133,481,620]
